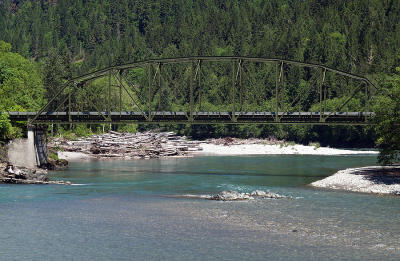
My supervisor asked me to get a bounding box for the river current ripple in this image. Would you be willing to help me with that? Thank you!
[0,155,399,260]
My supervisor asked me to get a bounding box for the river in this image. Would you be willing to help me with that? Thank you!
[0,155,399,260]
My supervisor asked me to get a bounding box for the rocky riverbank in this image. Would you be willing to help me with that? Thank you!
[0,162,71,185]
[311,166,400,195]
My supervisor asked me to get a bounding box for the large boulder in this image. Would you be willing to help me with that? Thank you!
[207,190,287,201]
[210,191,254,201]
[250,190,286,199]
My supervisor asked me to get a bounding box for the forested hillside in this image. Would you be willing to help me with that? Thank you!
[1,0,399,74]
[0,0,399,156]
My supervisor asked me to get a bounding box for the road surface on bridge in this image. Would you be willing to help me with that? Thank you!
[7,111,374,125]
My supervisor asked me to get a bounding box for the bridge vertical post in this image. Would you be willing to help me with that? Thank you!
[365,83,369,111]
[365,82,369,122]
[232,59,236,122]
[319,68,326,122]
[189,61,194,122]
[108,70,111,120]
[198,60,202,111]
[324,82,327,116]
[275,63,278,122]
[68,90,72,129]
[158,63,162,110]
[119,70,122,116]
[239,60,243,111]
[148,63,152,121]
[275,62,283,122]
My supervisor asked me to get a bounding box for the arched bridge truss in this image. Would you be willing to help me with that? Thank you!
[9,57,378,125]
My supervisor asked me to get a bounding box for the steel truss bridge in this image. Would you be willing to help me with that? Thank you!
[7,56,378,125]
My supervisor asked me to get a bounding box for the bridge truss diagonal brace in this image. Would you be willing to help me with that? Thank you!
[278,67,321,122]
[112,70,149,121]
[230,59,243,122]
[53,91,71,113]
[189,62,194,122]
[322,81,366,122]
[319,68,327,122]
[194,60,202,111]
[83,82,110,121]
[275,62,284,122]
[29,81,75,125]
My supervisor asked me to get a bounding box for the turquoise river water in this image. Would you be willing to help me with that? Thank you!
[0,154,399,260]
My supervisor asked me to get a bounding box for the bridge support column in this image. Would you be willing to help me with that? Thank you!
[33,127,48,167]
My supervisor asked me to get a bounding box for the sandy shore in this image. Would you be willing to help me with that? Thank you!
[311,166,400,195]
[57,143,378,160]
[58,151,95,161]
[53,132,378,160]
[196,143,378,156]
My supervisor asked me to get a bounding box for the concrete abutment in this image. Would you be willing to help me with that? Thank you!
[7,126,48,168]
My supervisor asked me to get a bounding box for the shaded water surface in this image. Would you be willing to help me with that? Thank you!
[1,155,399,260]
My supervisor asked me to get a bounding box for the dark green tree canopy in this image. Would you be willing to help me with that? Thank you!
[374,72,400,165]
[0,40,45,139]
[0,0,399,75]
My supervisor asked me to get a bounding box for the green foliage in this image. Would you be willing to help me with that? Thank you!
[73,125,93,137]
[42,50,73,110]
[0,112,13,140]
[0,0,398,74]
[373,75,400,165]
[118,124,138,133]
[309,97,362,112]
[57,128,77,141]
[0,41,45,140]
[0,42,45,111]
[0,141,8,162]
[57,125,93,140]
[0,40,11,53]
[48,151,59,161]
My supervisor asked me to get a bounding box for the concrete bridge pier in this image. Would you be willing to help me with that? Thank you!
[33,127,48,167]
[8,126,48,168]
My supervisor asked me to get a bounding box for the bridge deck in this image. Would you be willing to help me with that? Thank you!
[7,111,374,125]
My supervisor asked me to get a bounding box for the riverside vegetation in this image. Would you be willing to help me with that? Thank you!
[0,0,399,165]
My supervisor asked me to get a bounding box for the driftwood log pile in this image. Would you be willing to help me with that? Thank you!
[50,131,204,159]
